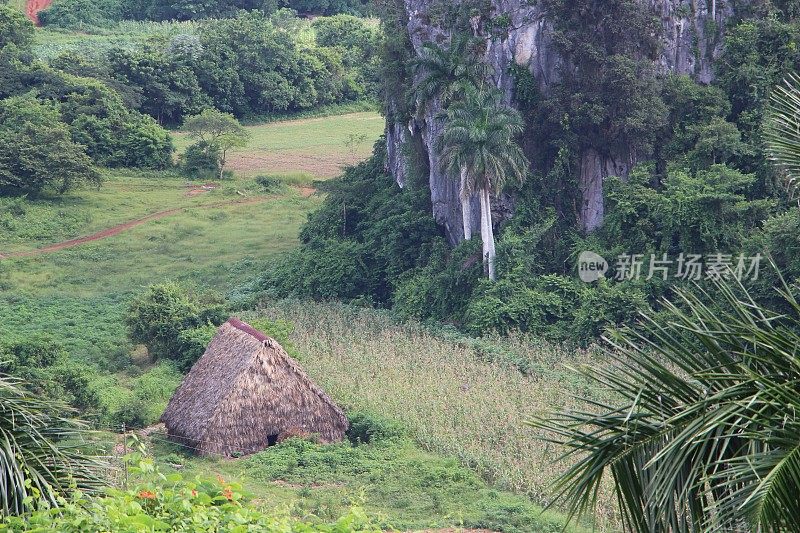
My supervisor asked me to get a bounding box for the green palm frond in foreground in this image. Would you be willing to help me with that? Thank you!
[0,372,104,516]
[530,279,800,531]
[766,72,800,198]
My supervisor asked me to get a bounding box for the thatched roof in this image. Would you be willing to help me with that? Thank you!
[161,318,348,456]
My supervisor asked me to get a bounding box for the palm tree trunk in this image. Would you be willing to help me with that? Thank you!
[479,188,497,281]
[460,167,472,241]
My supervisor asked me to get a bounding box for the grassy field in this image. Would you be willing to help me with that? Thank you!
[140,422,586,532]
[174,111,384,180]
[0,111,381,364]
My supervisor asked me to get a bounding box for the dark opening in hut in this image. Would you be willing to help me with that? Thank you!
[161,318,348,457]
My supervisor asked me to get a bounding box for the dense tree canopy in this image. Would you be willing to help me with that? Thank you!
[104,13,375,124]
[0,4,174,194]
[0,95,101,195]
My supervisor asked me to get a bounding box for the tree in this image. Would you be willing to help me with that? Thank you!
[438,87,529,280]
[0,95,101,196]
[530,279,800,531]
[410,35,489,111]
[183,109,250,179]
[0,4,34,51]
[0,372,103,515]
[411,36,490,241]
[125,282,226,368]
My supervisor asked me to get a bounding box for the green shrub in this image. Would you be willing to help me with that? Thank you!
[0,334,65,370]
[125,283,227,365]
[181,141,221,180]
[39,0,122,29]
[175,323,216,370]
[346,411,406,444]
[255,175,282,192]
[1,456,380,531]
[112,363,182,428]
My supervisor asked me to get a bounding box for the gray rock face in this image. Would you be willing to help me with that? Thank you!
[386,0,738,243]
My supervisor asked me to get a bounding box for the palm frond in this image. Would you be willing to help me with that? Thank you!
[0,373,105,516]
[765,73,800,200]
[529,277,800,532]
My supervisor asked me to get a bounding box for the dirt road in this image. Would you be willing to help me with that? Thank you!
[0,197,267,260]
[26,0,53,25]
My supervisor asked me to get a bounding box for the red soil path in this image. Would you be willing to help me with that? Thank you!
[26,0,53,25]
[0,197,267,260]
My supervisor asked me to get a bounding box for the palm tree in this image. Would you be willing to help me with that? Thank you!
[0,373,103,515]
[529,277,800,531]
[438,87,529,280]
[410,35,490,112]
[765,72,800,199]
[412,36,492,242]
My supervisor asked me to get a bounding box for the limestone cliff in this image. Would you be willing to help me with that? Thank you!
[385,0,738,244]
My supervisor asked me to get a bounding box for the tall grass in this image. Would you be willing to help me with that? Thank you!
[250,301,618,528]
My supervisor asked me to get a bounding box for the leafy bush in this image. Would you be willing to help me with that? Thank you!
[254,144,442,305]
[0,95,101,196]
[0,334,65,370]
[1,455,380,531]
[112,363,182,428]
[39,0,123,29]
[125,283,227,368]
[346,410,406,444]
[181,141,220,179]
[255,175,282,192]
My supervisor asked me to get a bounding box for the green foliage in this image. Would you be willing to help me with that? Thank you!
[0,95,101,196]
[0,334,65,370]
[600,164,774,256]
[183,108,250,178]
[410,35,490,111]
[105,13,372,124]
[1,455,380,531]
[39,0,123,29]
[181,141,220,179]
[112,362,182,428]
[716,15,800,184]
[237,416,577,533]
[0,373,103,516]
[346,410,407,444]
[285,0,372,16]
[255,144,442,306]
[531,280,800,531]
[121,0,279,21]
[539,0,665,155]
[766,72,800,196]
[125,282,227,369]
[0,4,33,51]
[439,86,529,197]
[0,16,174,174]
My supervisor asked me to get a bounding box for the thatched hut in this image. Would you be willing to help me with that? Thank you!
[161,318,348,456]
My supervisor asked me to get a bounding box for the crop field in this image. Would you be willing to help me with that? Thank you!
[247,302,618,530]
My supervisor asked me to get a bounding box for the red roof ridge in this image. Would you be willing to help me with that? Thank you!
[227,317,269,343]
